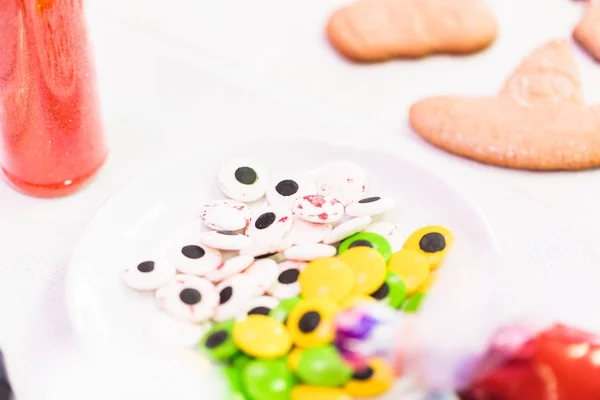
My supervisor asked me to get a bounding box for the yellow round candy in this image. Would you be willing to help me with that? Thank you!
[232,315,292,359]
[338,247,387,295]
[287,297,339,348]
[339,294,376,309]
[287,347,303,372]
[291,385,352,400]
[387,249,430,295]
[300,257,354,303]
[417,271,437,293]
[344,358,393,398]
[403,225,454,270]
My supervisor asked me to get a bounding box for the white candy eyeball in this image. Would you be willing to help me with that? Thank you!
[345,196,396,217]
[266,174,316,207]
[199,199,251,231]
[268,261,307,299]
[236,296,280,321]
[205,254,254,283]
[123,257,176,291]
[364,222,403,252]
[219,159,268,202]
[165,228,223,275]
[285,215,332,245]
[155,275,219,323]
[199,230,252,251]
[239,239,291,258]
[293,195,344,224]
[214,274,256,322]
[283,243,337,261]
[323,216,372,244]
[244,258,279,295]
[245,205,293,239]
[316,161,368,205]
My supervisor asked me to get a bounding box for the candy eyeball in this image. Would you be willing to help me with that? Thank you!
[322,216,372,245]
[123,257,176,291]
[236,296,280,321]
[369,271,407,309]
[403,225,454,270]
[199,230,252,251]
[219,159,268,202]
[164,228,223,275]
[344,358,394,398]
[246,205,293,239]
[205,254,254,283]
[268,261,307,299]
[199,199,251,231]
[283,244,337,261]
[338,231,392,262]
[345,196,396,217]
[155,275,219,323]
[286,297,340,348]
[316,161,367,206]
[285,216,332,245]
[198,320,239,362]
[293,195,344,224]
[214,274,257,322]
[266,174,316,207]
[244,258,279,295]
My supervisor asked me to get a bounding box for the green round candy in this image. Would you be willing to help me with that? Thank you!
[242,358,296,400]
[269,297,302,324]
[198,320,239,361]
[369,271,407,309]
[224,366,247,400]
[338,232,392,262]
[233,354,253,370]
[296,345,352,387]
[402,292,427,313]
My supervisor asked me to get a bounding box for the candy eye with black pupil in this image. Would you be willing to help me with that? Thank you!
[344,358,393,397]
[254,212,276,229]
[275,180,299,196]
[199,230,252,252]
[219,159,268,202]
[166,226,223,275]
[345,196,395,217]
[370,282,389,300]
[349,240,373,249]
[248,306,270,316]
[219,286,233,304]
[199,199,251,231]
[181,245,205,259]
[155,275,218,323]
[245,207,293,257]
[236,296,280,321]
[369,271,407,309]
[298,311,321,333]
[205,330,228,349]
[278,269,300,284]
[123,256,176,291]
[214,274,256,322]
[403,225,454,270]
[358,197,380,204]
[267,174,316,207]
[268,261,306,299]
[198,320,239,361]
[353,366,374,380]
[419,232,446,252]
[338,232,392,262]
[287,297,339,348]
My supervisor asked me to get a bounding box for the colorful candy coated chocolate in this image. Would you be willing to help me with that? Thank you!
[233,315,292,359]
[233,354,253,371]
[416,271,437,293]
[199,320,239,361]
[369,271,407,309]
[387,249,430,295]
[339,247,387,295]
[339,294,376,309]
[269,297,302,324]
[402,292,426,313]
[291,385,352,400]
[287,347,303,372]
[344,358,394,398]
[224,366,247,400]
[242,358,296,400]
[403,225,454,270]
[338,232,392,262]
[296,345,353,387]
[299,257,354,303]
[287,297,340,348]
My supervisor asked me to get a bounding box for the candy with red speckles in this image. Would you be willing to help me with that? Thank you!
[316,161,368,206]
[155,274,219,323]
[285,215,333,245]
[293,195,344,224]
[205,255,255,283]
[199,199,251,231]
[266,174,316,207]
[244,258,279,295]
[323,216,372,245]
[214,274,257,322]
[123,256,177,291]
[283,243,337,261]
[219,159,268,202]
[246,205,293,239]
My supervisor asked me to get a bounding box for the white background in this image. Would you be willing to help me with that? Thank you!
[1,0,600,398]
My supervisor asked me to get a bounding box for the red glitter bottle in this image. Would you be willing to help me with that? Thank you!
[0,0,107,197]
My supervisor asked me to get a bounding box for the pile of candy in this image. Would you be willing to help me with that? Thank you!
[122,159,453,400]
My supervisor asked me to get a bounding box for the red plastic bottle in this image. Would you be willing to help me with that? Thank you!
[0,0,107,197]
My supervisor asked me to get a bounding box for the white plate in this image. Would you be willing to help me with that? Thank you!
[66,137,498,399]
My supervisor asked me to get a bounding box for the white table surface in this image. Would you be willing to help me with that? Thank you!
[2,1,600,399]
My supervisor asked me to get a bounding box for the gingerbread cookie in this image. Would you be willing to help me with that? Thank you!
[326,0,498,62]
[410,40,600,170]
[573,0,600,62]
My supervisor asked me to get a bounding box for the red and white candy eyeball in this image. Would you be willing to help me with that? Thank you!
[236,296,280,321]
[245,205,293,239]
[316,161,368,206]
[155,275,218,323]
[123,257,176,291]
[266,174,316,207]
[293,195,344,224]
[214,274,256,322]
[165,228,222,275]
[268,261,307,299]
[345,196,396,217]
[219,159,268,202]
[244,258,279,295]
[205,254,254,283]
[199,199,251,231]
[285,215,332,245]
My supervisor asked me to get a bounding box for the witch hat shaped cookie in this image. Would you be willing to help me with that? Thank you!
[574,0,600,62]
[326,0,498,62]
[410,40,600,171]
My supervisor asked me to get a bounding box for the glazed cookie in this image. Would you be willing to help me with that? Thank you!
[409,40,600,170]
[326,0,498,62]
[574,0,600,62]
